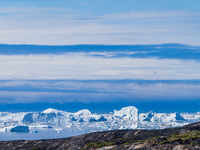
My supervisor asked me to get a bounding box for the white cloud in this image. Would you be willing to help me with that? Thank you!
[0,7,199,45]
[0,80,200,103]
[0,53,199,80]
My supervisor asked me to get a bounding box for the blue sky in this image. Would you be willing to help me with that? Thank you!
[2,0,200,12]
[0,1,200,112]
[0,0,200,45]
[0,44,199,113]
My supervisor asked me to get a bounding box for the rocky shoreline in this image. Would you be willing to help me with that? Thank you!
[0,122,200,150]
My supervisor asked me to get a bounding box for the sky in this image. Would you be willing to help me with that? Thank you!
[0,44,199,113]
[0,0,200,45]
[0,1,200,113]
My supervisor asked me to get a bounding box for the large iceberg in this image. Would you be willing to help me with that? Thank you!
[0,106,199,140]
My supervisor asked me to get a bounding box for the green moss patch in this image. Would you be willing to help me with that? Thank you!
[83,141,115,149]
[148,130,200,145]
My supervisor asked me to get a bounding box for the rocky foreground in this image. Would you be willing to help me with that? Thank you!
[1,122,200,150]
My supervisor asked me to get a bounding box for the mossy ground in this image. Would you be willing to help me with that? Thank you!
[83,141,115,149]
[148,130,200,146]
[82,130,200,150]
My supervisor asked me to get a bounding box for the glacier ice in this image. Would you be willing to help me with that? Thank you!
[0,106,199,140]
